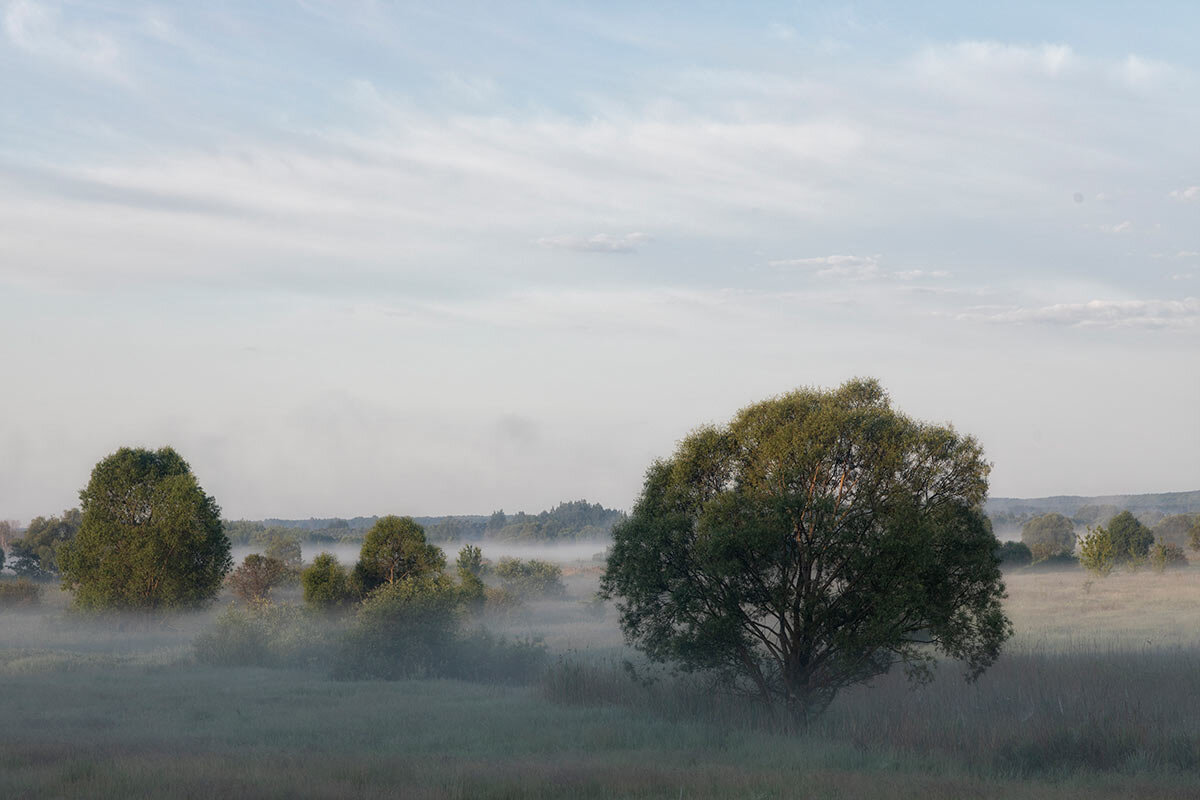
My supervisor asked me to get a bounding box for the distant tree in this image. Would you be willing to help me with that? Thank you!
[494,557,565,598]
[301,553,354,609]
[228,554,287,603]
[455,545,486,608]
[601,379,1010,719]
[1154,514,1199,549]
[1107,511,1154,564]
[352,516,445,596]
[58,447,232,609]
[1149,543,1188,572]
[263,535,302,568]
[996,540,1032,567]
[1079,525,1117,576]
[0,543,5,574]
[1021,513,1076,562]
[1191,517,1200,552]
[9,509,81,577]
[487,510,507,532]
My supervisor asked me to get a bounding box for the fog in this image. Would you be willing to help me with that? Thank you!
[232,540,610,569]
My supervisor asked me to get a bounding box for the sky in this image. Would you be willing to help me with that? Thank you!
[1,1,1197,522]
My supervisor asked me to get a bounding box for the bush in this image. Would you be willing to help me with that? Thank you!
[332,574,461,679]
[0,579,42,608]
[1107,510,1154,563]
[1079,526,1116,576]
[1021,513,1076,562]
[194,602,330,668]
[301,553,355,609]
[1149,543,1188,572]
[996,541,1032,567]
[228,555,287,603]
[494,557,566,599]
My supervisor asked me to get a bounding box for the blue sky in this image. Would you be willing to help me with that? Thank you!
[1,1,1197,521]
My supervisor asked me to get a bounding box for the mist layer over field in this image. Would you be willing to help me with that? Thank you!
[4,552,1200,798]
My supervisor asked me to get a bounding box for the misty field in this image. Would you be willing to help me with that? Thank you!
[3,563,1200,799]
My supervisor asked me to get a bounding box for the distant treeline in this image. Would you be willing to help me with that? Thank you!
[986,490,1200,530]
[226,500,624,545]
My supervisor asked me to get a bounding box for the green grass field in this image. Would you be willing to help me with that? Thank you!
[3,564,1200,798]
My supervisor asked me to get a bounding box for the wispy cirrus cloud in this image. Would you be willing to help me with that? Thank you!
[956,297,1200,329]
[534,232,652,253]
[1169,186,1200,202]
[770,255,950,282]
[3,0,126,81]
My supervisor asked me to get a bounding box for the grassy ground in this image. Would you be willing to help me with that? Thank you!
[2,564,1200,798]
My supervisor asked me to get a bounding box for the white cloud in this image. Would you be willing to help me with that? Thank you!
[534,232,651,253]
[957,297,1200,329]
[1169,186,1200,202]
[3,0,125,81]
[770,255,951,282]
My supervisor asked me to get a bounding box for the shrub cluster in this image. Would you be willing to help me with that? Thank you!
[0,579,42,608]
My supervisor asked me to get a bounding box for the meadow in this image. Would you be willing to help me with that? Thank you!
[3,561,1200,798]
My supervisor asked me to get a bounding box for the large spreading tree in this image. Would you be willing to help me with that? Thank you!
[59,447,232,609]
[601,378,1011,719]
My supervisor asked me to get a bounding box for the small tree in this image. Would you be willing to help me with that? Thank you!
[456,545,486,608]
[1149,543,1188,572]
[263,535,302,568]
[1021,513,1076,563]
[9,509,81,578]
[1189,517,1200,552]
[228,554,287,603]
[352,516,445,596]
[302,553,354,609]
[1079,525,1117,576]
[1107,511,1154,565]
[58,447,232,610]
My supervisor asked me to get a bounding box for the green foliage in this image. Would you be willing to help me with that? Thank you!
[333,573,461,679]
[194,602,331,668]
[1106,510,1154,563]
[456,545,486,608]
[228,555,287,603]
[58,447,232,610]
[1192,517,1200,552]
[1148,543,1188,572]
[352,515,445,596]
[494,557,566,599]
[490,500,624,541]
[996,540,1032,566]
[9,509,80,578]
[601,378,1011,718]
[301,553,355,609]
[263,535,302,568]
[1150,513,1198,548]
[1020,513,1076,562]
[1079,525,1117,576]
[0,578,42,608]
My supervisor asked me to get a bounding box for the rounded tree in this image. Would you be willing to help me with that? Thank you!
[302,553,354,608]
[601,378,1011,719]
[59,447,232,609]
[352,515,445,596]
[1021,513,1076,562]
[1106,510,1154,563]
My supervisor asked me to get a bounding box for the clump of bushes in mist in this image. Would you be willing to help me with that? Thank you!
[194,516,549,684]
[0,578,43,608]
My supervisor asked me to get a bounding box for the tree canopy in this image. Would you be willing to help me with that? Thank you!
[601,378,1011,719]
[58,447,232,609]
[352,515,445,596]
[1020,513,1076,562]
[1106,510,1154,563]
[9,508,80,578]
